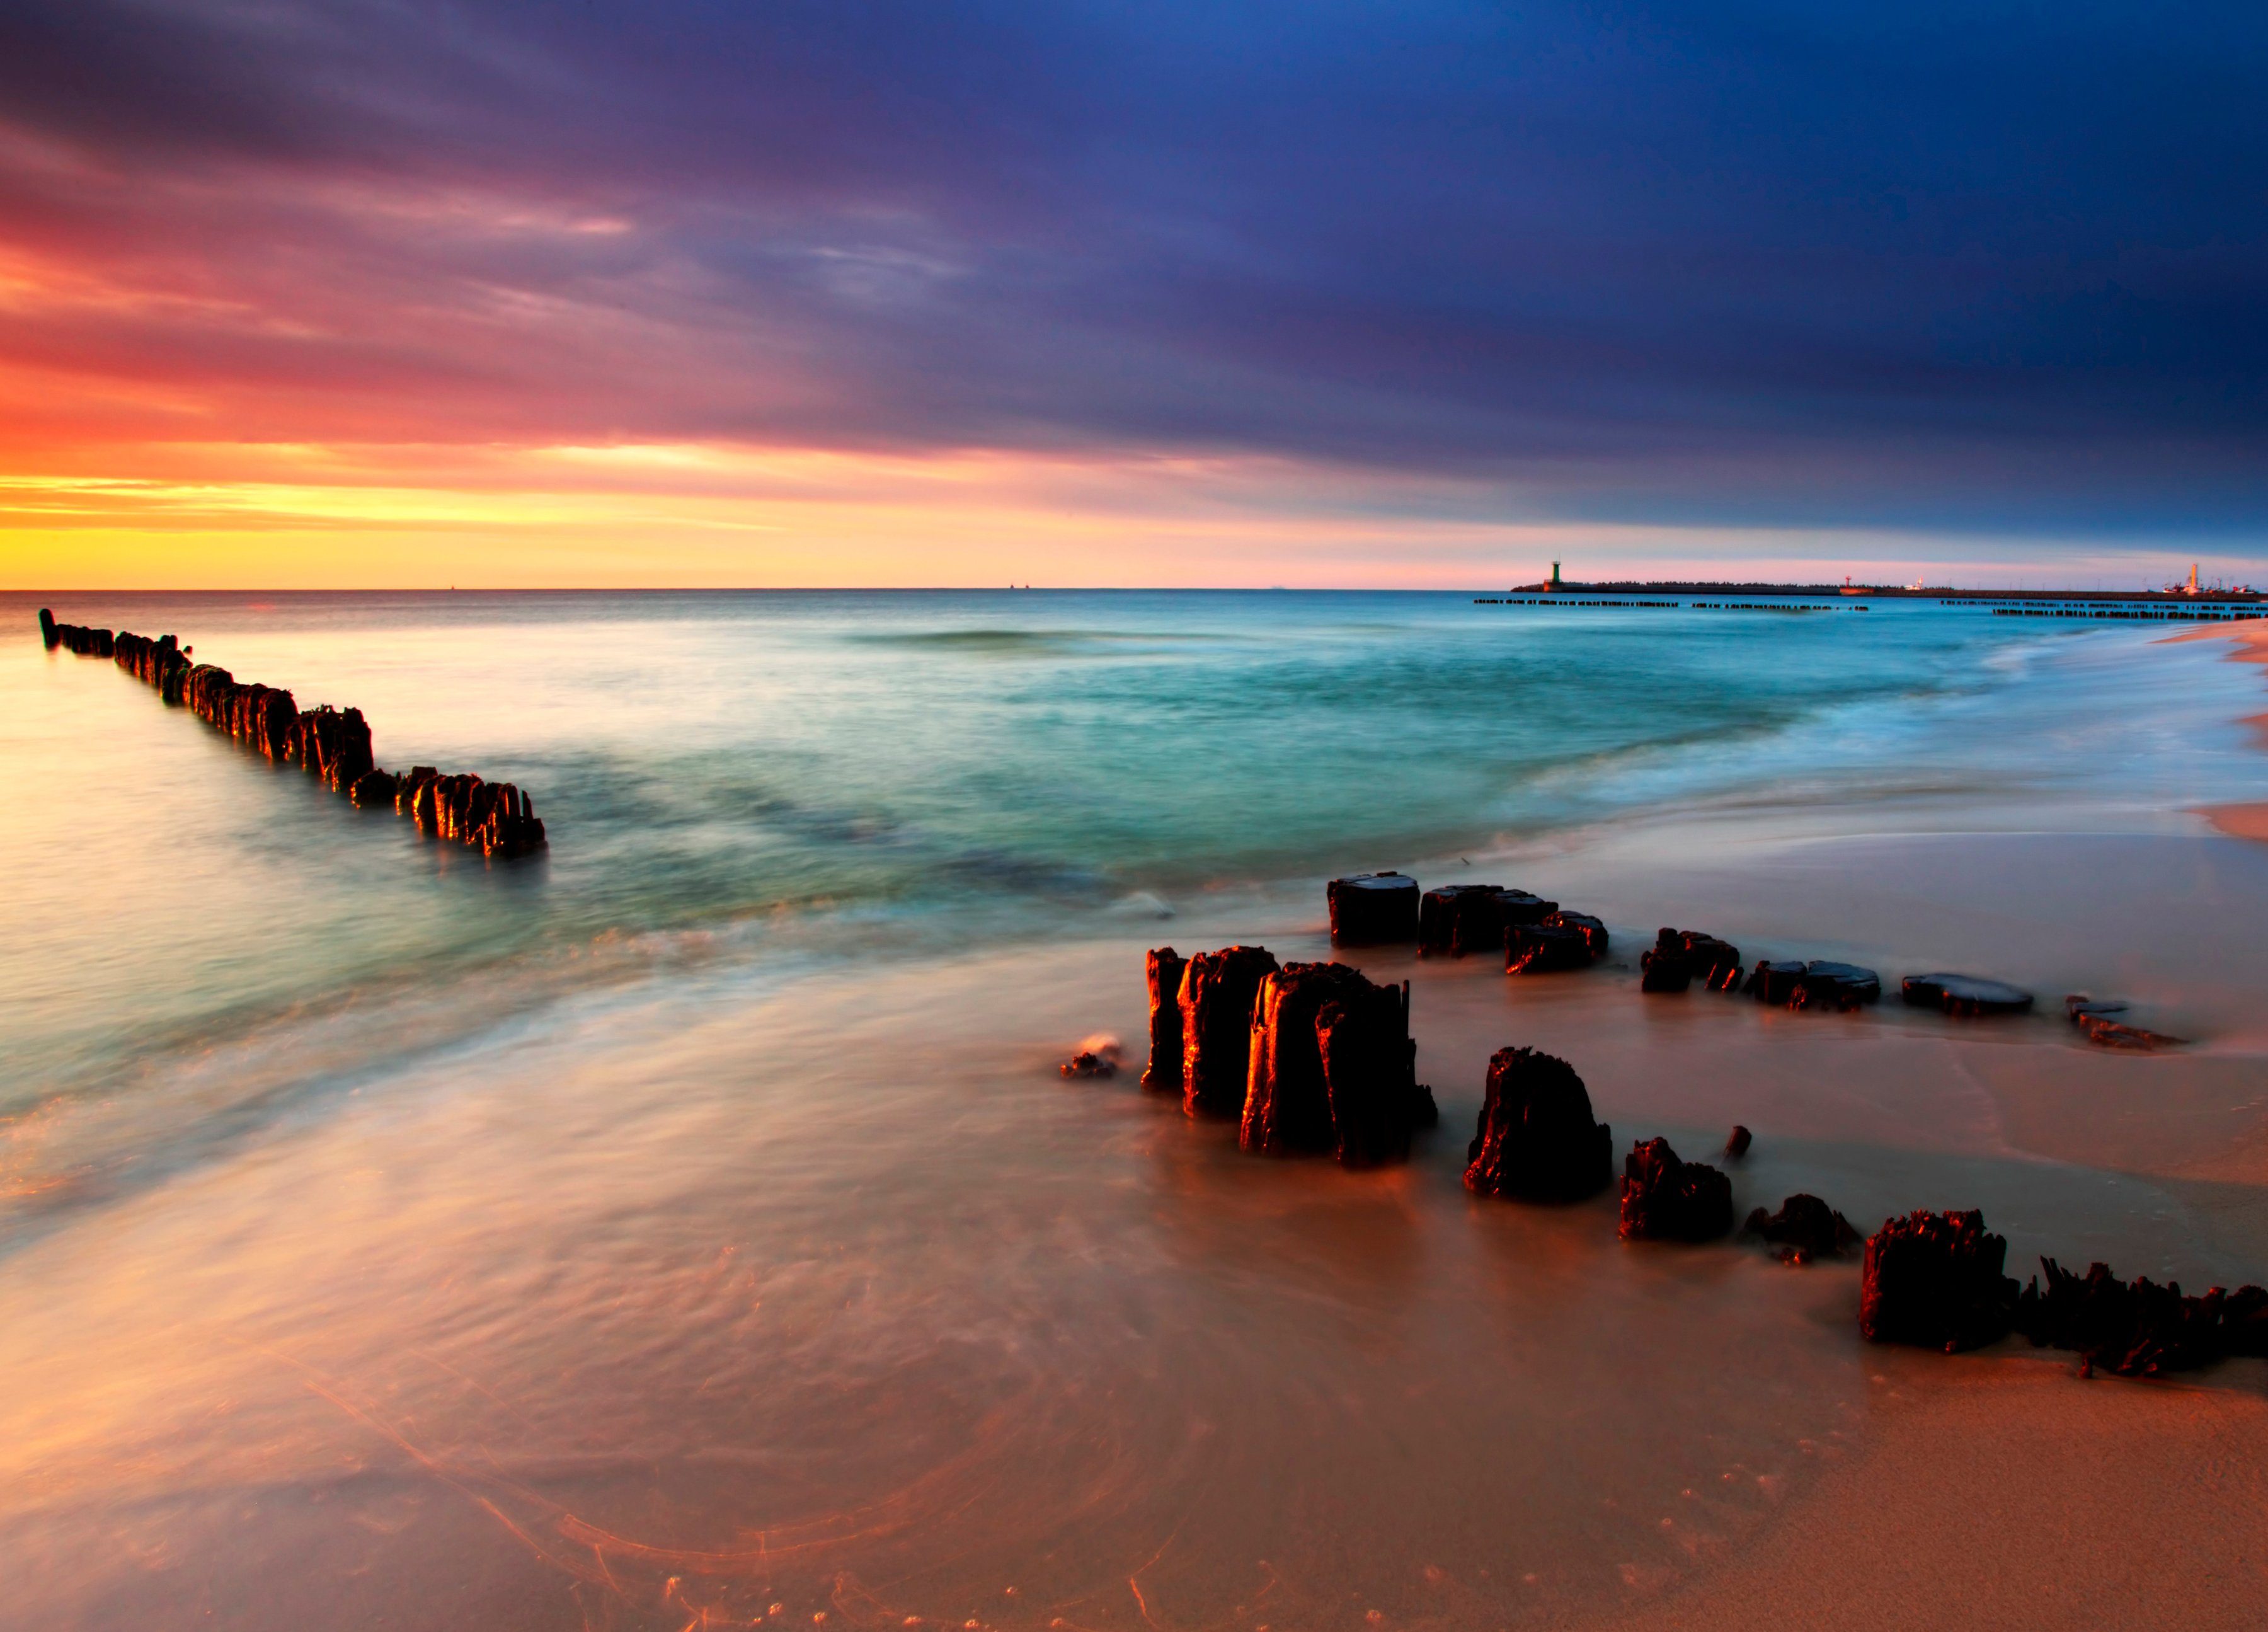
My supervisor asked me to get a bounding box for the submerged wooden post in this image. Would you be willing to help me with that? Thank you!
[1618,1137,1732,1242]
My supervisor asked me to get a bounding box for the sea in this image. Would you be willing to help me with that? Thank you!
[4,590,2265,1630]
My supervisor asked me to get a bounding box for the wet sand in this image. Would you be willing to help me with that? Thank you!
[1605,618,2268,1631]
[2180,619,2268,842]
[1603,1367,2268,1632]
[3,809,2265,1631]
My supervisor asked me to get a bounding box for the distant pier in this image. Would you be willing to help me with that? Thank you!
[1474,583,2263,621]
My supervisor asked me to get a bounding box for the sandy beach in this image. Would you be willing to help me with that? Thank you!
[8,788,2268,1631]
[2183,620,2268,842]
[1601,619,2268,1631]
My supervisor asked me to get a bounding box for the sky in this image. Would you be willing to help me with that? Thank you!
[3,1,2265,589]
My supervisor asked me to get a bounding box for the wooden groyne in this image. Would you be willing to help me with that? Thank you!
[40,611,546,859]
[1072,870,2268,1381]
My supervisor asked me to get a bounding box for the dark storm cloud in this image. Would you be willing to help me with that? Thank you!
[4,0,2265,534]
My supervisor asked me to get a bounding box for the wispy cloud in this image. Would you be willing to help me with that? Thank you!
[1,1,2264,584]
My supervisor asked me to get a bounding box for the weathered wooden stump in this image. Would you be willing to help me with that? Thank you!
[1240,963,1429,1164]
[2013,1258,2261,1377]
[402,770,547,858]
[1140,948,1188,1094]
[394,766,439,815]
[1745,959,1805,1004]
[1418,884,1503,956]
[2225,1286,2268,1357]
[1901,973,2033,1016]
[1859,1209,2019,1351]
[113,630,189,700]
[1494,888,1558,927]
[1327,872,1419,943]
[1618,1137,1732,1241]
[1319,978,1433,1166]
[2065,995,2183,1050]
[293,705,376,789]
[42,618,549,860]
[1641,928,1744,992]
[1796,961,1880,1008]
[348,769,401,808]
[1742,1194,1860,1262]
[1545,910,1607,958]
[1505,918,1597,975]
[1748,958,1879,1009]
[1178,945,1279,1119]
[1244,962,1373,1154]
[47,619,116,656]
[1463,1047,1612,1201]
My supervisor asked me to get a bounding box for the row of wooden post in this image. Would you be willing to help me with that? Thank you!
[40,610,547,860]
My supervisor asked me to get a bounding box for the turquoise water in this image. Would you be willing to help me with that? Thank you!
[3,590,2260,1196]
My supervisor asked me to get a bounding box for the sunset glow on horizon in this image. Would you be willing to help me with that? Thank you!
[4,3,2264,589]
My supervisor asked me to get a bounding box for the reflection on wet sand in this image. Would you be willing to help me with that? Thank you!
[8,803,2265,1632]
[0,931,1843,1632]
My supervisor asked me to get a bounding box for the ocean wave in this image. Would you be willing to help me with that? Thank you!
[845,626,1233,657]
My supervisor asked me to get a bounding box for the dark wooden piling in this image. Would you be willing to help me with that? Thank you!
[34,613,546,860]
[1641,928,1744,993]
[1743,1194,1861,1262]
[44,616,115,656]
[1859,1210,2018,1352]
[1747,958,1879,1009]
[1326,872,1419,944]
[1418,884,1502,956]
[1618,1137,1732,1241]
[2013,1260,2268,1377]
[1178,945,1280,1119]
[1242,960,1433,1164]
[1463,1046,1612,1202]
[1319,977,1433,1167]
[1900,973,2033,1016]
[1243,962,1368,1154]
[1140,948,1188,1094]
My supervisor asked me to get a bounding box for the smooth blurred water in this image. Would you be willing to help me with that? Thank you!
[6,590,2262,1128]
[6,590,2268,1632]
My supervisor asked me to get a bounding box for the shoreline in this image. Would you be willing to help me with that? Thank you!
[1578,620,2268,1628]
[8,882,2265,1629]
[2174,618,2268,842]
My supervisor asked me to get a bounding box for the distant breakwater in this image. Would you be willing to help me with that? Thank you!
[38,608,546,860]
